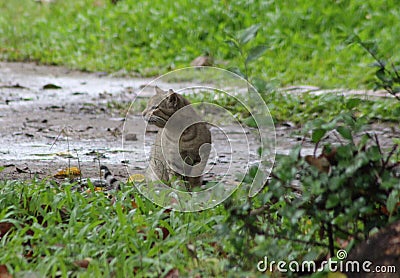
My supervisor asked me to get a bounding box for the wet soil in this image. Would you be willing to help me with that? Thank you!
[0,62,398,183]
[0,62,262,182]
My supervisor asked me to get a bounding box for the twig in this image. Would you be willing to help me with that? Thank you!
[66,128,71,180]
[331,223,363,242]
[97,153,102,181]
[391,62,400,81]
[75,149,82,183]
[249,204,271,216]
[313,140,319,157]
[327,222,334,257]
[332,130,344,146]
[381,144,399,175]
[373,133,385,168]
[49,128,64,151]
[250,224,330,248]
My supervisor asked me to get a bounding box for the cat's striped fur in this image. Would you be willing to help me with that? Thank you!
[142,87,211,189]
[101,86,211,190]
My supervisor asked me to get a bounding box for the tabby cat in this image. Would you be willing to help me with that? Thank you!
[143,86,211,189]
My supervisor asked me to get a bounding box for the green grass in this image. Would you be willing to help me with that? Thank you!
[1,1,400,276]
[0,179,232,277]
[1,0,400,88]
[187,90,400,125]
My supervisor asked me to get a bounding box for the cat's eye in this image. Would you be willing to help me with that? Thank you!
[151,105,158,109]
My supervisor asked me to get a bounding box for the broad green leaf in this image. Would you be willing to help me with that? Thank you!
[336,145,355,160]
[246,45,268,64]
[340,113,355,127]
[312,128,326,143]
[227,67,246,78]
[386,190,399,214]
[365,146,381,161]
[251,76,268,93]
[345,33,361,45]
[362,41,378,56]
[321,120,337,130]
[225,38,240,50]
[376,68,390,83]
[243,116,257,127]
[238,24,261,45]
[392,86,400,94]
[326,194,339,209]
[336,126,352,140]
[345,98,361,109]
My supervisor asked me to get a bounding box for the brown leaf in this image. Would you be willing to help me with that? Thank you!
[305,155,331,173]
[322,147,337,165]
[0,222,14,238]
[305,147,337,174]
[0,265,9,274]
[74,258,92,269]
[156,226,170,240]
[164,268,179,278]
[54,167,81,178]
[380,202,400,216]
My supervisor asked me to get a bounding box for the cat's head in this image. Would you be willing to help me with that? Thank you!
[142,86,190,128]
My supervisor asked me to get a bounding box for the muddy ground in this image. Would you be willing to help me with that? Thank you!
[0,62,398,183]
[0,62,265,183]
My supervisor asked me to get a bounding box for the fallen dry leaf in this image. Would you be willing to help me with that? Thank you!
[74,258,92,268]
[305,155,331,173]
[305,147,337,174]
[54,167,81,178]
[55,151,74,158]
[380,202,400,216]
[85,187,104,194]
[164,268,179,278]
[128,173,145,183]
[0,264,11,278]
[0,222,14,238]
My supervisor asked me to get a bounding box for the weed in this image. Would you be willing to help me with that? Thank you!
[347,34,400,100]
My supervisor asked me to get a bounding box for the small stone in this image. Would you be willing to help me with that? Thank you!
[125,133,137,141]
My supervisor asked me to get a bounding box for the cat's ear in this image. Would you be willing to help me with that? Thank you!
[167,91,179,108]
[155,86,165,95]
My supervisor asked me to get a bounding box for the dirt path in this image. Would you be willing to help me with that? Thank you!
[0,62,398,183]
[0,62,262,182]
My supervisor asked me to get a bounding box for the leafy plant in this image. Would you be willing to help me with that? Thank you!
[219,111,400,273]
[348,34,400,100]
[225,24,268,82]
[191,34,399,272]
